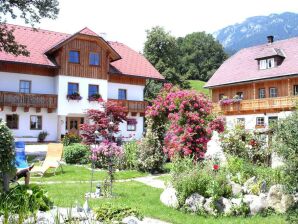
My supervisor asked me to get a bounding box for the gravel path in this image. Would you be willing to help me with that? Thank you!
[133,175,166,189]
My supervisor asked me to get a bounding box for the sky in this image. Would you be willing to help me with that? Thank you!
[6,0,298,52]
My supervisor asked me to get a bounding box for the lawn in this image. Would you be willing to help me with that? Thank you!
[189,80,210,95]
[44,181,286,224]
[30,165,147,182]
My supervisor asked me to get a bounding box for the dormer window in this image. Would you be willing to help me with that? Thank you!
[259,58,274,70]
[89,52,100,66]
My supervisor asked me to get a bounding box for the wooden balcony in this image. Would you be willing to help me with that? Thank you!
[108,99,148,114]
[0,91,58,112]
[213,96,298,115]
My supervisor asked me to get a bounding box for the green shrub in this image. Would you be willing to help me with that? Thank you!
[0,184,53,223]
[63,143,90,164]
[94,203,143,222]
[118,140,138,170]
[0,121,16,192]
[62,133,82,146]
[136,119,164,173]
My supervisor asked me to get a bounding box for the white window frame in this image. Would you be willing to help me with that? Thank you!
[259,88,266,99]
[256,117,265,126]
[259,58,275,70]
[293,85,298,96]
[269,87,278,98]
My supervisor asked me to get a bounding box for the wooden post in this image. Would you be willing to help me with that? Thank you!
[288,79,291,96]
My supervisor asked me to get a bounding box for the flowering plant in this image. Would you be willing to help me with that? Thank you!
[88,93,102,102]
[219,95,242,106]
[67,92,82,101]
[146,83,225,160]
[91,140,123,162]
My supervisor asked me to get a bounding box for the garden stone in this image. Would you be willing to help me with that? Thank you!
[294,192,298,203]
[231,198,242,206]
[260,181,267,193]
[122,216,140,224]
[267,185,294,213]
[185,193,205,213]
[216,197,232,214]
[203,198,217,215]
[230,181,242,197]
[249,193,268,215]
[243,194,258,205]
[243,176,257,194]
[160,186,179,208]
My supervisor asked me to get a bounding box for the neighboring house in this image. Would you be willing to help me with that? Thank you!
[205,35,298,130]
[0,24,164,142]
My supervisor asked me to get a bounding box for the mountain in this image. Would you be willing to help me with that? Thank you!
[214,12,298,54]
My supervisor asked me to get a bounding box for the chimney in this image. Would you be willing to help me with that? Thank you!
[267,35,274,44]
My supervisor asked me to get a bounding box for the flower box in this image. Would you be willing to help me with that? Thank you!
[67,92,82,101]
[219,96,242,106]
[88,93,103,102]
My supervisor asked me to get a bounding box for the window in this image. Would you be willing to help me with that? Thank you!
[118,89,127,100]
[30,115,42,130]
[259,58,275,69]
[269,87,278,98]
[268,116,278,127]
[19,80,31,93]
[256,117,265,126]
[127,119,137,131]
[68,83,79,95]
[236,92,244,99]
[69,50,80,63]
[237,118,245,124]
[294,85,298,96]
[6,114,18,129]
[88,85,99,97]
[219,94,224,100]
[259,88,266,99]
[89,52,100,66]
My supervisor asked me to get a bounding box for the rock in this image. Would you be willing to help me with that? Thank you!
[230,181,242,197]
[243,176,257,194]
[243,194,258,205]
[216,197,232,214]
[122,216,140,224]
[203,198,217,216]
[185,193,205,213]
[231,198,242,206]
[294,192,298,203]
[267,185,294,213]
[260,181,267,193]
[249,193,268,215]
[160,187,179,208]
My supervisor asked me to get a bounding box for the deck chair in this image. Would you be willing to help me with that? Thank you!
[31,143,64,176]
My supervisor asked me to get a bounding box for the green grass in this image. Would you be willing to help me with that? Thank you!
[44,181,286,224]
[30,165,146,182]
[189,80,209,95]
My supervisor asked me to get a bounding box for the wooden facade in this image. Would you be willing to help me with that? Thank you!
[212,76,298,115]
[0,62,57,76]
[108,99,148,113]
[108,74,146,85]
[0,91,57,112]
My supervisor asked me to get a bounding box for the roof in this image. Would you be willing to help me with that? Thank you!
[0,24,164,80]
[205,36,298,88]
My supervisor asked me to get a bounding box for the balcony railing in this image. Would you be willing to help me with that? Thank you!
[0,91,58,109]
[213,96,298,114]
[108,99,148,113]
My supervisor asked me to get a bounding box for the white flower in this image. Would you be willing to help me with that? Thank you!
[27,190,33,195]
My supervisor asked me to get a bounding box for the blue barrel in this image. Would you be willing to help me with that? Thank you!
[15,141,29,168]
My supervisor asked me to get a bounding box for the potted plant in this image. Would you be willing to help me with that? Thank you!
[67,92,82,101]
[88,93,102,102]
[38,131,48,142]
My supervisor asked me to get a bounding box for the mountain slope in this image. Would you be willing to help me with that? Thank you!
[214,12,298,54]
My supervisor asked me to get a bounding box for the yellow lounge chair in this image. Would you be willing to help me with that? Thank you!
[31,143,64,176]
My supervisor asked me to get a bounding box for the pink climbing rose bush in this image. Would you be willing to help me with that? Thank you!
[91,140,123,162]
[146,84,225,160]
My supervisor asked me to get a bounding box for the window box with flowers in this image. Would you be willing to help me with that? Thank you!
[219,95,242,107]
[66,92,82,101]
[88,93,103,102]
[127,118,137,131]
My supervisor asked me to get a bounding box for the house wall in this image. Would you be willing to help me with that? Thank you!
[56,75,107,116]
[117,115,144,140]
[0,106,58,141]
[0,72,56,94]
[108,83,144,101]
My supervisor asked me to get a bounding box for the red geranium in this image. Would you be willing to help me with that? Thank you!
[213,164,219,171]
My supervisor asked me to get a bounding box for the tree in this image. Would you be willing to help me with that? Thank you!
[178,32,227,81]
[143,26,189,100]
[0,0,59,56]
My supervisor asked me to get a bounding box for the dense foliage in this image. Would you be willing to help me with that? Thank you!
[0,121,15,192]
[94,203,143,222]
[273,109,298,222]
[62,133,82,146]
[119,140,138,170]
[0,184,53,223]
[143,26,227,99]
[63,143,90,164]
[146,84,224,160]
[0,0,59,56]
[136,119,164,173]
[220,124,271,166]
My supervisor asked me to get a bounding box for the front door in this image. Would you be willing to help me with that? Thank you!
[66,117,84,135]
